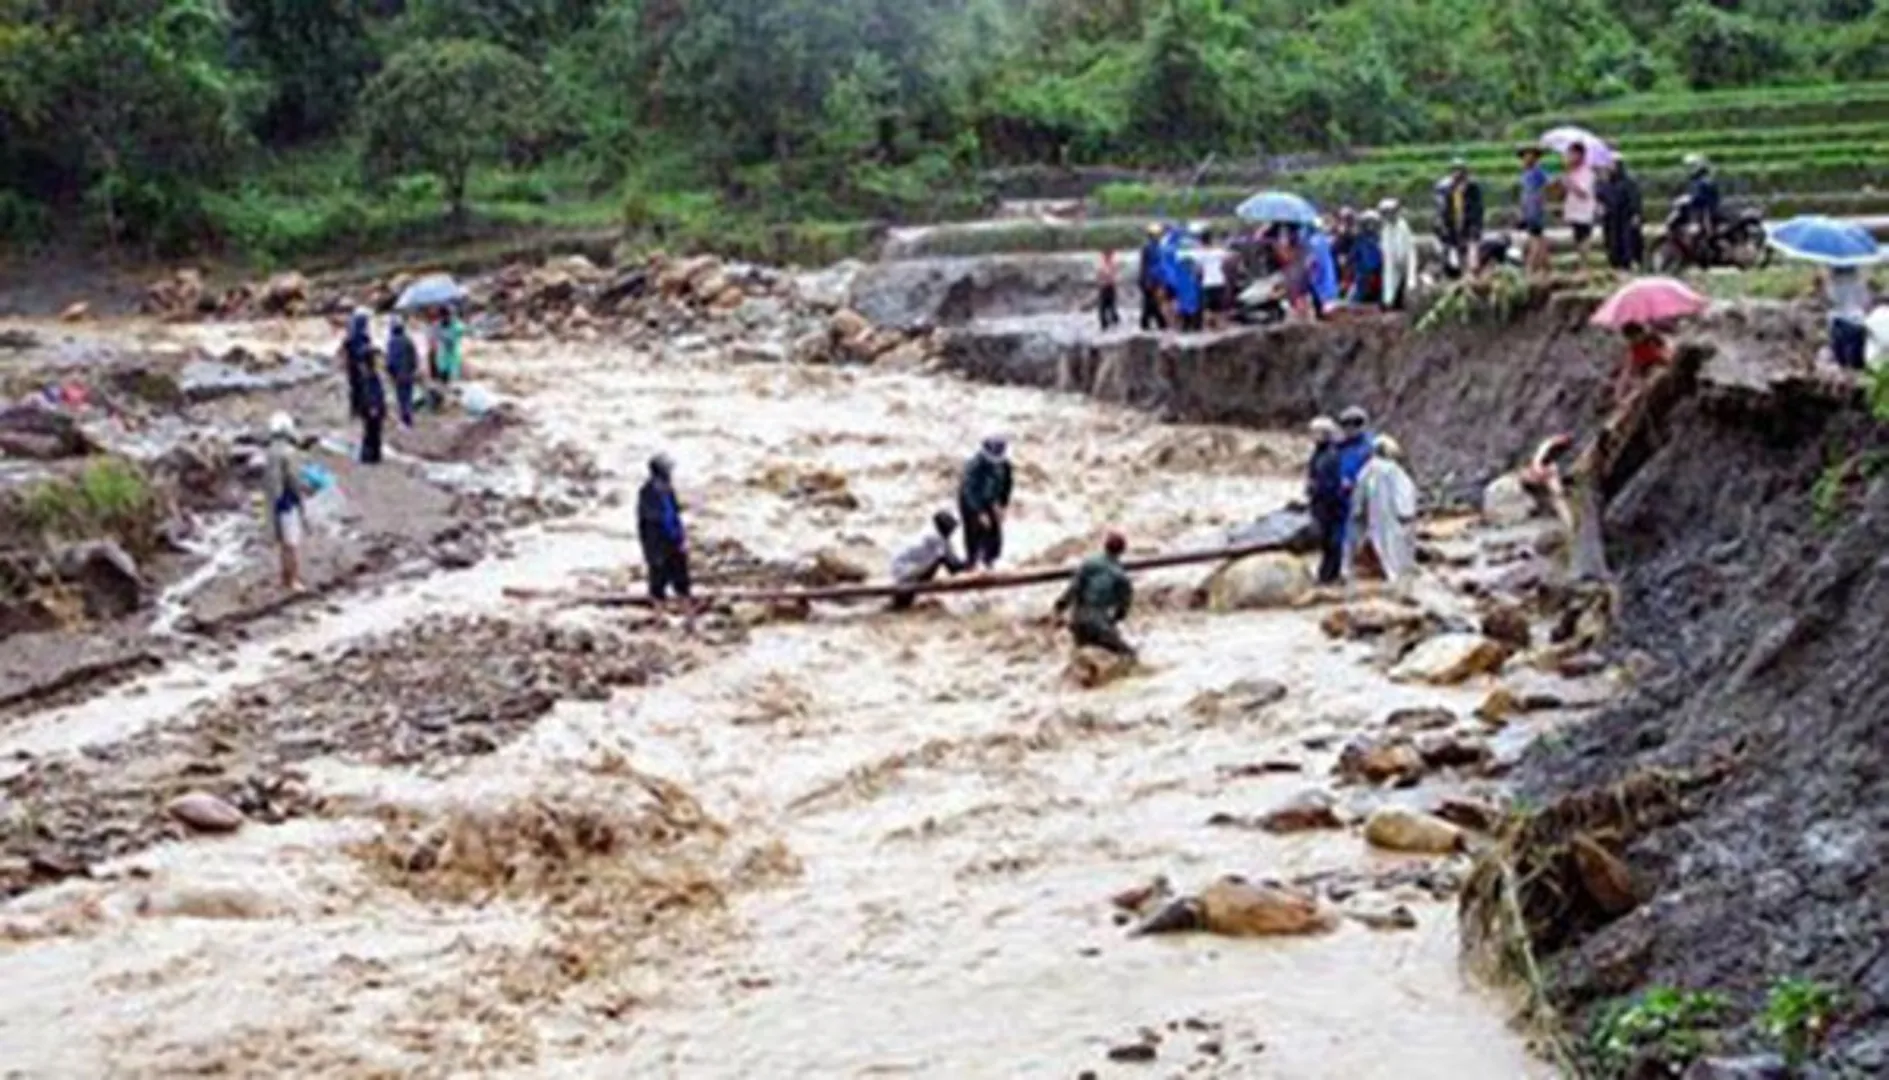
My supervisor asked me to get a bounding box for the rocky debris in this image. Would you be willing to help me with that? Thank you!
[1185,678,1288,720]
[1679,1057,1790,1080]
[59,302,89,323]
[1334,734,1426,787]
[754,463,859,510]
[259,271,309,315]
[1432,795,1503,833]
[141,268,210,318]
[1224,507,1319,552]
[1256,789,1344,834]
[1320,600,1428,640]
[1383,706,1457,732]
[1,614,690,900]
[1135,876,1335,938]
[1414,731,1494,772]
[165,792,245,834]
[1106,1041,1158,1063]
[1065,646,1136,689]
[793,547,871,588]
[1343,901,1419,932]
[1478,598,1533,651]
[1363,807,1465,855]
[1570,833,1639,916]
[1203,553,1312,612]
[0,404,100,459]
[136,884,276,921]
[54,540,147,619]
[1390,633,1511,685]
[1474,688,1522,726]
[1109,875,1173,918]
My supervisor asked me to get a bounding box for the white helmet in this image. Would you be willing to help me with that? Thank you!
[267,411,295,438]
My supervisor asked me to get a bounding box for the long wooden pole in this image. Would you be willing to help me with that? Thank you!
[506,534,1307,610]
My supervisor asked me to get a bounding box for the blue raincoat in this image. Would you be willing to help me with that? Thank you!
[1305,231,1339,307]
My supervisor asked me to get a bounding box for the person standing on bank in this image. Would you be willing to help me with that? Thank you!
[1350,435,1420,586]
[1053,532,1136,660]
[1562,140,1599,272]
[1306,416,1347,586]
[357,343,387,465]
[385,315,420,428]
[638,453,692,603]
[1138,224,1168,332]
[889,511,968,611]
[1097,249,1121,331]
[264,411,312,593]
[958,435,1013,570]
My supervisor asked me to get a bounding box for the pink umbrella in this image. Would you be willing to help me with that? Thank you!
[1591,276,1708,329]
[1541,126,1617,169]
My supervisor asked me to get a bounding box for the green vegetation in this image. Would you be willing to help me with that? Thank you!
[3,0,1887,264]
[1583,987,1730,1078]
[18,459,164,553]
[1760,978,1843,1069]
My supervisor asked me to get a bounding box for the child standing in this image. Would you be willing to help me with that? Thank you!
[1097,250,1121,331]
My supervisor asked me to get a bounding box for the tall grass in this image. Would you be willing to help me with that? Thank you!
[18,458,164,553]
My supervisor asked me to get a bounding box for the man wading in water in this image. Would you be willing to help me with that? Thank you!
[1054,532,1136,661]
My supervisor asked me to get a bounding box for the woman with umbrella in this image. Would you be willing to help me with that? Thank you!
[1591,277,1707,405]
[1767,216,1882,371]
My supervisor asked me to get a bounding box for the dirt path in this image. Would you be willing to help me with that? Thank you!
[0,327,1578,1076]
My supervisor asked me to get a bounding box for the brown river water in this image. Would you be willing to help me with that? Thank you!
[0,320,1557,1077]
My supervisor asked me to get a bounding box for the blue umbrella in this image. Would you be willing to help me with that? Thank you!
[1235,190,1319,227]
[395,273,468,311]
[1766,216,1882,267]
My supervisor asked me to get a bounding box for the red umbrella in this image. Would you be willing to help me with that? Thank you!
[1591,276,1709,329]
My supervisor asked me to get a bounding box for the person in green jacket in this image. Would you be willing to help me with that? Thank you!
[1054,532,1136,659]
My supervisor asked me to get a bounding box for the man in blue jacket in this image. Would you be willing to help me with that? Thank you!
[1305,417,1347,585]
[637,453,691,602]
[1138,224,1168,331]
[1335,406,1376,576]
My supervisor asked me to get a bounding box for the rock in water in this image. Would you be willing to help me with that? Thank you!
[1258,789,1344,833]
[1334,735,1426,787]
[1320,601,1427,640]
[1414,731,1494,771]
[1204,553,1312,612]
[166,792,245,834]
[1481,473,1535,526]
[56,540,147,619]
[1363,807,1464,855]
[1390,633,1511,685]
[1196,877,1334,937]
[1432,795,1502,833]
[1479,599,1533,651]
[1571,833,1638,915]
[59,301,89,322]
[1066,647,1135,688]
[259,271,309,315]
[1224,508,1318,554]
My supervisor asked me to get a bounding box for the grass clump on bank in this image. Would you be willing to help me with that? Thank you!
[16,459,165,555]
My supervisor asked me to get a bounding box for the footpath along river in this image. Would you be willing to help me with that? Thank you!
[0,320,1566,1077]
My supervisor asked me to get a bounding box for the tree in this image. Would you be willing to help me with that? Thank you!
[356,38,541,220]
[230,0,377,142]
[1666,1,1793,88]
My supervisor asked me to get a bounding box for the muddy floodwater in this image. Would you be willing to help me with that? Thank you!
[0,321,1558,1077]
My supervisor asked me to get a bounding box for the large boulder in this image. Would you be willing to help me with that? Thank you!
[1136,876,1334,937]
[1478,598,1534,651]
[258,271,309,315]
[1390,633,1511,685]
[166,791,245,834]
[0,406,99,459]
[1224,507,1319,553]
[1334,734,1426,787]
[1481,472,1536,526]
[1363,807,1464,855]
[56,540,147,619]
[1257,789,1345,834]
[1203,553,1313,612]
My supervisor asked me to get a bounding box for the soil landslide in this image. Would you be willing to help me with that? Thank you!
[936,287,1881,1070]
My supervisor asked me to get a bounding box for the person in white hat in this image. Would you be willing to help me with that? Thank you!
[1349,434,1419,586]
[1377,199,1418,310]
[264,412,312,593]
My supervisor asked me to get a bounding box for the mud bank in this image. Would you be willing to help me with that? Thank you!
[1501,365,1888,1070]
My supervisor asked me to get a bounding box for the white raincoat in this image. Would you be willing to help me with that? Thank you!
[1381,215,1419,307]
[1350,455,1419,582]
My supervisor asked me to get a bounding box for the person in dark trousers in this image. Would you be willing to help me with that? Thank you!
[637,453,691,602]
[1600,158,1645,271]
[1335,405,1376,576]
[888,510,967,611]
[1437,158,1486,278]
[1054,532,1136,659]
[385,315,420,428]
[1305,416,1347,585]
[1097,249,1121,331]
[1138,224,1168,331]
[340,308,373,421]
[958,435,1013,570]
[357,346,387,465]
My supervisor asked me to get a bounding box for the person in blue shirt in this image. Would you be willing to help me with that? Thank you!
[637,453,691,602]
[1138,224,1169,331]
[1518,144,1550,277]
[1305,228,1339,319]
[1305,417,1347,585]
[1348,214,1385,307]
[1334,406,1376,577]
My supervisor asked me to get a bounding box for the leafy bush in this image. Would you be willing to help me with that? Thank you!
[20,459,164,554]
[1584,987,1730,1078]
[1761,978,1844,1068]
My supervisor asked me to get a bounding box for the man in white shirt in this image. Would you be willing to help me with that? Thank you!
[889,511,968,610]
[1189,227,1233,329]
[1562,141,1598,272]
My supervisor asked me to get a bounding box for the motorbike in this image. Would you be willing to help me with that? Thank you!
[1650,196,1769,273]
